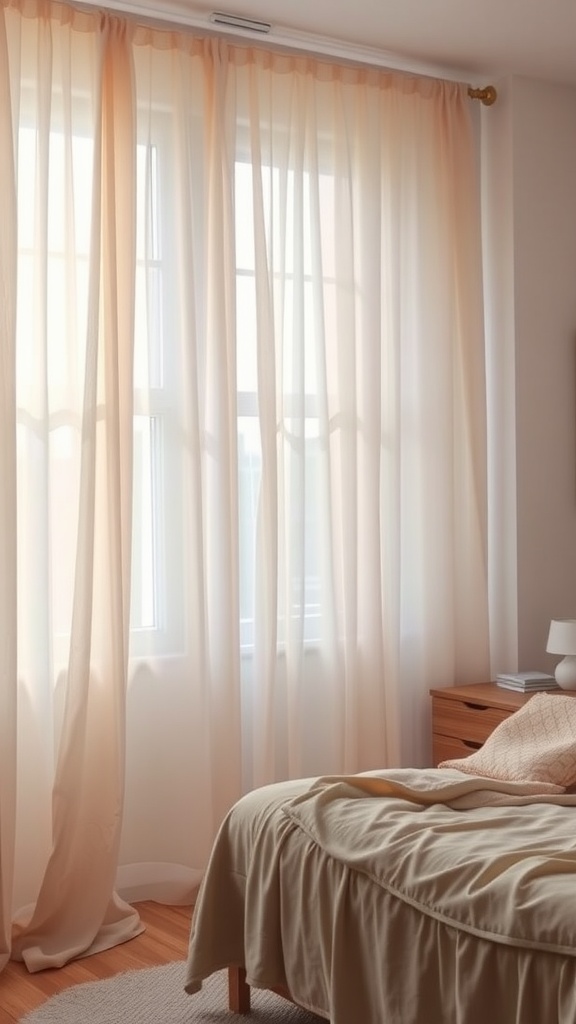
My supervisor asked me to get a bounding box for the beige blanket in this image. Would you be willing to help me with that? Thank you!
[186,770,576,1023]
[284,768,576,954]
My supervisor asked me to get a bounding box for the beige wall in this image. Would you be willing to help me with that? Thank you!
[483,75,576,676]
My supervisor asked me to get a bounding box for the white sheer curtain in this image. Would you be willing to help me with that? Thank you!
[0,0,490,974]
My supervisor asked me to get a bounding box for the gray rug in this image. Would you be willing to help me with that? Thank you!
[20,962,325,1023]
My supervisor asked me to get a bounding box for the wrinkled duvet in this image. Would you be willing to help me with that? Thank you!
[185,768,576,1024]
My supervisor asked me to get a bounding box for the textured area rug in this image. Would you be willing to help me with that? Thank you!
[20,962,325,1023]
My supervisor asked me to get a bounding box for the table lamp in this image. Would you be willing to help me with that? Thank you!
[546,619,576,689]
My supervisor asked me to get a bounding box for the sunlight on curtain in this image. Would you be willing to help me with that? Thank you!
[0,0,490,973]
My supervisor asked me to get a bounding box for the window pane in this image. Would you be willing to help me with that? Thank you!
[134,264,164,390]
[236,273,258,394]
[238,415,261,648]
[235,161,255,272]
[131,415,159,631]
[136,143,160,262]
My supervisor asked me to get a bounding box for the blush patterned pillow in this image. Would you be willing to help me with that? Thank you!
[439,692,576,791]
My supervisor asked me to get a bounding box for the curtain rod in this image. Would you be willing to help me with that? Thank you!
[78,1,497,103]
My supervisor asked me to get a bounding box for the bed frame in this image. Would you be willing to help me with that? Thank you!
[228,966,314,1017]
[228,966,251,1013]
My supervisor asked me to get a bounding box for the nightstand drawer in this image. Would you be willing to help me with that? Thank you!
[433,734,483,765]
[429,683,532,769]
[432,695,512,746]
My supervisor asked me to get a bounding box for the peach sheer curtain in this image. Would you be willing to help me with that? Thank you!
[0,0,490,974]
[0,2,143,972]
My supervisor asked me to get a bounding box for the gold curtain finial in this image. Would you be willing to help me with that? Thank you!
[468,84,497,106]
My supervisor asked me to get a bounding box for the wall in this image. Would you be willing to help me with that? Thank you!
[483,75,576,676]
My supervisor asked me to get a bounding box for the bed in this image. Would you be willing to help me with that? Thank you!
[184,693,576,1023]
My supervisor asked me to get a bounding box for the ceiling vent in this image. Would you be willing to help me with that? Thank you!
[209,12,272,33]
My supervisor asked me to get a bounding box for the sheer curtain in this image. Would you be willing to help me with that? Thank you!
[1,1,142,972]
[0,0,490,973]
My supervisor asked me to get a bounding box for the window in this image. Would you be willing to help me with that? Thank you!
[235,159,333,649]
[16,116,92,659]
[15,95,184,660]
[16,94,335,661]
[131,125,186,656]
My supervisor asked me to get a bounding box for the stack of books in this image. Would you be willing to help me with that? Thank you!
[496,671,558,692]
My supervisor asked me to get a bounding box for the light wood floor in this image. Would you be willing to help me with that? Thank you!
[0,902,193,1024]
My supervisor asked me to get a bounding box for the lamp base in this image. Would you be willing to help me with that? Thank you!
[554,655,576,690]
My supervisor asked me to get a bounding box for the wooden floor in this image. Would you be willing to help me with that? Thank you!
[0,902,193,1024]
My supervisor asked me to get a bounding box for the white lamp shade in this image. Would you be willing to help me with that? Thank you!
[547,619,576,655]
[547,619,576,689]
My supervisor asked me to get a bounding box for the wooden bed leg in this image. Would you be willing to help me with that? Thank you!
[228,965,251,1014]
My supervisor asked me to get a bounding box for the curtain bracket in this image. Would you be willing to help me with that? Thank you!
[467,84,497,106]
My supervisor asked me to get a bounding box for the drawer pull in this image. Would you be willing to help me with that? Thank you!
[463,739,482,750]
[463,701,489,711]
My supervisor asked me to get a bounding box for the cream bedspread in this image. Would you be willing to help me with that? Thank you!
[185,769,576,1024]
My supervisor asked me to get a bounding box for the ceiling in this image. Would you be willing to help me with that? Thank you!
[90,0,576,87]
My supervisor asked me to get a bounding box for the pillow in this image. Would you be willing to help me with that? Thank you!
[439,692,576,791]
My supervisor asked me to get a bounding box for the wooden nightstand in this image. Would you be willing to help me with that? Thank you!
[429,682,534,765]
